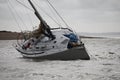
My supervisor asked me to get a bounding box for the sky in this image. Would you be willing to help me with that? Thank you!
[0,0,120,33]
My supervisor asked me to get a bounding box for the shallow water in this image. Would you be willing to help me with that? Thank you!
[0,38,120,80]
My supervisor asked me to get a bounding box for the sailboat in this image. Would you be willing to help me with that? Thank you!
[15,0,90,60]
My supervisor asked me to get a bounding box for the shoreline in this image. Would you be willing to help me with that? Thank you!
[0,31,19,40]
[0,31,119,40]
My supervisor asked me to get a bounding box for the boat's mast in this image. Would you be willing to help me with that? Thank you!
[28,0,48,28]
[28,0,55,39]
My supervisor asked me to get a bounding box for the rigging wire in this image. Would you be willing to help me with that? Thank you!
[26,8,34,31]
[33,0,62,27]
[9,0,29,31]
[16,0,34,12]
[7,0,22,32]
[22,0,33,31]
[16,0,36,31]
[41,0,62,28]
[44,0,63,28]
[7,0,27,45]
[46,0,72,30]
[46,0,81,41]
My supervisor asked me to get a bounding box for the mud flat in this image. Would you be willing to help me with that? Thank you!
[0,31,19,40]
[0,37,120,80]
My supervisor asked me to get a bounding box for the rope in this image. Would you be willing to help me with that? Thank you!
[10,0,29,30]
[16,0,35,36]
[46,0,72,29]
[16,0,34,12]
[21,0,32,31]
[8,0,29,41]
[33,0,62,27]
[16,0,34,29]
[46,0,81,42]
[43,0,62,28]
[7,0,22,32]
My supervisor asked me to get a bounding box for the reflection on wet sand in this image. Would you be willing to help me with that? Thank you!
[0,38,120,80]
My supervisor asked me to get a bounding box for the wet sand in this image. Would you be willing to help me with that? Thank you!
[0,38,120,80]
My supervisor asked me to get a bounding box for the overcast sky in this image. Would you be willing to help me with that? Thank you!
[0,0,120,33]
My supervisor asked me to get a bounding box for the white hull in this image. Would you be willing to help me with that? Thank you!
[16,45,90,60]
[15,29,90,60]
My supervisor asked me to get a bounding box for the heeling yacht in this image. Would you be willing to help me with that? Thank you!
[15,0,90,60]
